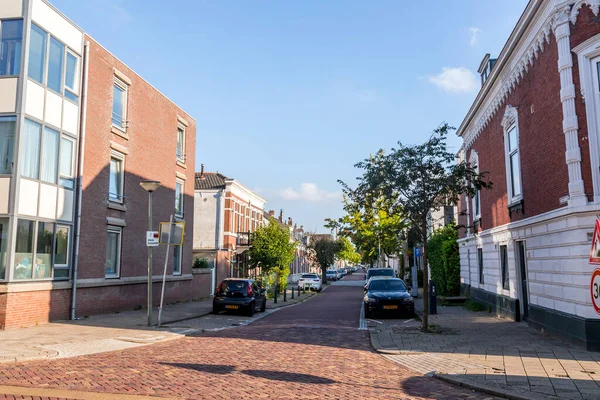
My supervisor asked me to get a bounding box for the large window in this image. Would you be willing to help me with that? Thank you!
[109,151,124,202]
[176,126,185,162]
[477,248,484,285]
[0,19,23,76]
[469,150,481,222]
[27,24,46,84]
[502,106,522,205]
[59,137,74,188]
[0,218,8,280]
[500,245,509,291]
[0,116,15,174]
[173,246,182,275]
[112,78,127,130]
[13,220,71,280]
[40,127,59,183]
[64,52,78,102]
[47,37,63,93]
[105,226,122,277]
[175,179,184,216]
[21,119,41,179]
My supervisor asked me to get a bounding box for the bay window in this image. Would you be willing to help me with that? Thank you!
[47,36,63,93]
[0,116,15,174]
[21,119,41,179]
[59,137,75,188]
[40,127,59,183]
[0,19,23,76]
[27,24,46,84]
[64,52,79,102]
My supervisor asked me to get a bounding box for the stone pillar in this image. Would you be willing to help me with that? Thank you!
[553,6,587,206]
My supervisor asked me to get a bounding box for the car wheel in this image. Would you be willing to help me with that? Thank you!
[212,306,220,315]
[246,303,255,317]
[260,299,266,312]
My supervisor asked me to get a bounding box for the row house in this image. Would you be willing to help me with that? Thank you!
[193,166,266,293]
[0,0,196,328]
[457,0,600,350]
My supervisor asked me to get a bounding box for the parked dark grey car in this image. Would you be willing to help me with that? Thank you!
[213,278,267,316]
[363,278,414,318]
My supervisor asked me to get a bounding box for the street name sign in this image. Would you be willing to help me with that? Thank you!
[146,231,159,247]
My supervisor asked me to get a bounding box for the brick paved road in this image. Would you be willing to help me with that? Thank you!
[0,274,496,399]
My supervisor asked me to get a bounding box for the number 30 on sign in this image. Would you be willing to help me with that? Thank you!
[592,269,600,315]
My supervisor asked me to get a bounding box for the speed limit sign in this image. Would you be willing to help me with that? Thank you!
[592,269,600,315]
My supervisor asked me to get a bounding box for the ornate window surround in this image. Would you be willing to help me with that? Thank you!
[501,105,523,206]
[573,32,600,203]
[469,150,481,223]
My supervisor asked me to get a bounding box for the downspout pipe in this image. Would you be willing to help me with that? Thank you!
[70,40,90,321]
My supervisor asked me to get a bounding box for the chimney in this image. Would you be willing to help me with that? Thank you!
[279,209,283,222]
[268,210,275,217]
[288,217,293,226]
[294,223,297,230]
[199,164,206,180]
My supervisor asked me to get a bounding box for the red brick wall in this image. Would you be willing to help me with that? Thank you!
[2,290,70,329]
[462,33,569,233]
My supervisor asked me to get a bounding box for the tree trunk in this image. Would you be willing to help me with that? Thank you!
[322,267,327,285]
[421,221,429,332]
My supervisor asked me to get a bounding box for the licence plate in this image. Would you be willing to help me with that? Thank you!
[383,305,398,310]
[225,305,239,309]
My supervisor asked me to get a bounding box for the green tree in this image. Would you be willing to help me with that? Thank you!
[339,123,491,331]
[249,222,296,290]
[337,236,362,266]
[311,238,342,284]
[427,224,460,296]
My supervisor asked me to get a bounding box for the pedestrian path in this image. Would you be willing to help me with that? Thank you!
[370,297,600,400]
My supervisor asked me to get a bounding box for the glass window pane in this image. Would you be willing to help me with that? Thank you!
[47,37,63,93]
[112,85,124,127]
[54,268,69,278]
[176,128,184,160]
[59,137,73,177]
[173,246,181,274]
[105,229,120,276]
[510,153,521,197]
[0,218,8,280]
[35,222,54,279]
[175,182,183,215]
[21,119,41,179]
[508,127,517,152]
[55,226,69,265]
[14,219,34,279]
[27,24,46,83]
[0,116,16,174]
[65,52,77,91]
[0,19,23,76]
[41,127,59,183]
[64,90,78,103]
[109,157,122,201]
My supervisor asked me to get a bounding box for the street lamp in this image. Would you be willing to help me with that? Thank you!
[140,180,161,327]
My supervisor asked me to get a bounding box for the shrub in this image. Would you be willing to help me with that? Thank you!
[193,258,210,269]
[427,224,460,296]
[465,300,487,312]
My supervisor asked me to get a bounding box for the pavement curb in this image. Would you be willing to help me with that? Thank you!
[434,373,560,400]
[156,310,213,326]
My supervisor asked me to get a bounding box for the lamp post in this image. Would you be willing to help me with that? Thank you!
[140,180,161,327]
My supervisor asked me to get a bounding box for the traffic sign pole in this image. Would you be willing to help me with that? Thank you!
[158,215,174,327]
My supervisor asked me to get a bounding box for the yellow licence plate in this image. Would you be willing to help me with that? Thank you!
[225,305,239,309]
[383,305,398,310]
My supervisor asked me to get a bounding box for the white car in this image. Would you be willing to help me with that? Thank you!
[298,273,322,291]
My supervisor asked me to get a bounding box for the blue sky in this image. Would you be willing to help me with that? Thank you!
[52,0,526,233]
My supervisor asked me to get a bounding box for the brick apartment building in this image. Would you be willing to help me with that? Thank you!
[457,0,600,350]
[193,167,266,293]
[0,0,197,328]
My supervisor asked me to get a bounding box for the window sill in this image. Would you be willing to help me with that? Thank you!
[176,160,187,169]
[508,199,524,217]
[105,275,120,279]
[175,215,184,222]
[111,125,129,140]
[108,201,127,212]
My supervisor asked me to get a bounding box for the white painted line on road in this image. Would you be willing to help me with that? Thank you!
[367,319,383,324]
[404,319,414,324]
[359,304,368,330]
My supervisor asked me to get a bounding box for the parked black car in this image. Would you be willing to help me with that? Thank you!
[363,278,414,318]
[213,278,267,316]
[365,267,396,281]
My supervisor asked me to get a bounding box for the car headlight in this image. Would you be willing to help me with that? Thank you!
[402,297,414,303]
[364,296,378,303]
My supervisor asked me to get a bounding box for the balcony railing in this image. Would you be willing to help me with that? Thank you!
[237,232,251,247]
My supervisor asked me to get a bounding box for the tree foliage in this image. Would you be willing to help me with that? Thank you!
[336,236,362,266]
[249,222,296,289]
[339,123,492,330]
[427,224,460,296]
[310,238,342,283]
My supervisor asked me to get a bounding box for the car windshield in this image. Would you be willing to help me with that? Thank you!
[326,271,335,274]
[368,269,395,278]
[301,274,318,279]
[369,280,407,291]
[218,281,248,294]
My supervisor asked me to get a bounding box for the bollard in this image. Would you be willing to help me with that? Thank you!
[291,286,295,299]
[283,287,287,302]
[274,288,278,304]
[298,286,301,295]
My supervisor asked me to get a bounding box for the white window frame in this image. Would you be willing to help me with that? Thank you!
[112,77,128,131]
[469,150,481,222]
[105,226,122,278]
[64,50,79,103]
[501,105,523,206]
[176,123,185,163]
[175,178,184,217]
[109,150,125,204]
[54,225,70,269]
[573,34,600,203]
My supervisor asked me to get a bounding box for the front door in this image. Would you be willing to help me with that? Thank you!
[516,241,529,319]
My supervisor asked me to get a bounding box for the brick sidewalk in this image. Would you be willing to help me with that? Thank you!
[370,297,600,400]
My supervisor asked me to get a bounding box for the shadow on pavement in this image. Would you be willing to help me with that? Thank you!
[242,370,336,384]
[160,363,236,375]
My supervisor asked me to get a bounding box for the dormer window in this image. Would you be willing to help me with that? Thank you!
[478,54,497,86]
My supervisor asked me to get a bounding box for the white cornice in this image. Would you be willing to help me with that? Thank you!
[459,0,573,149]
